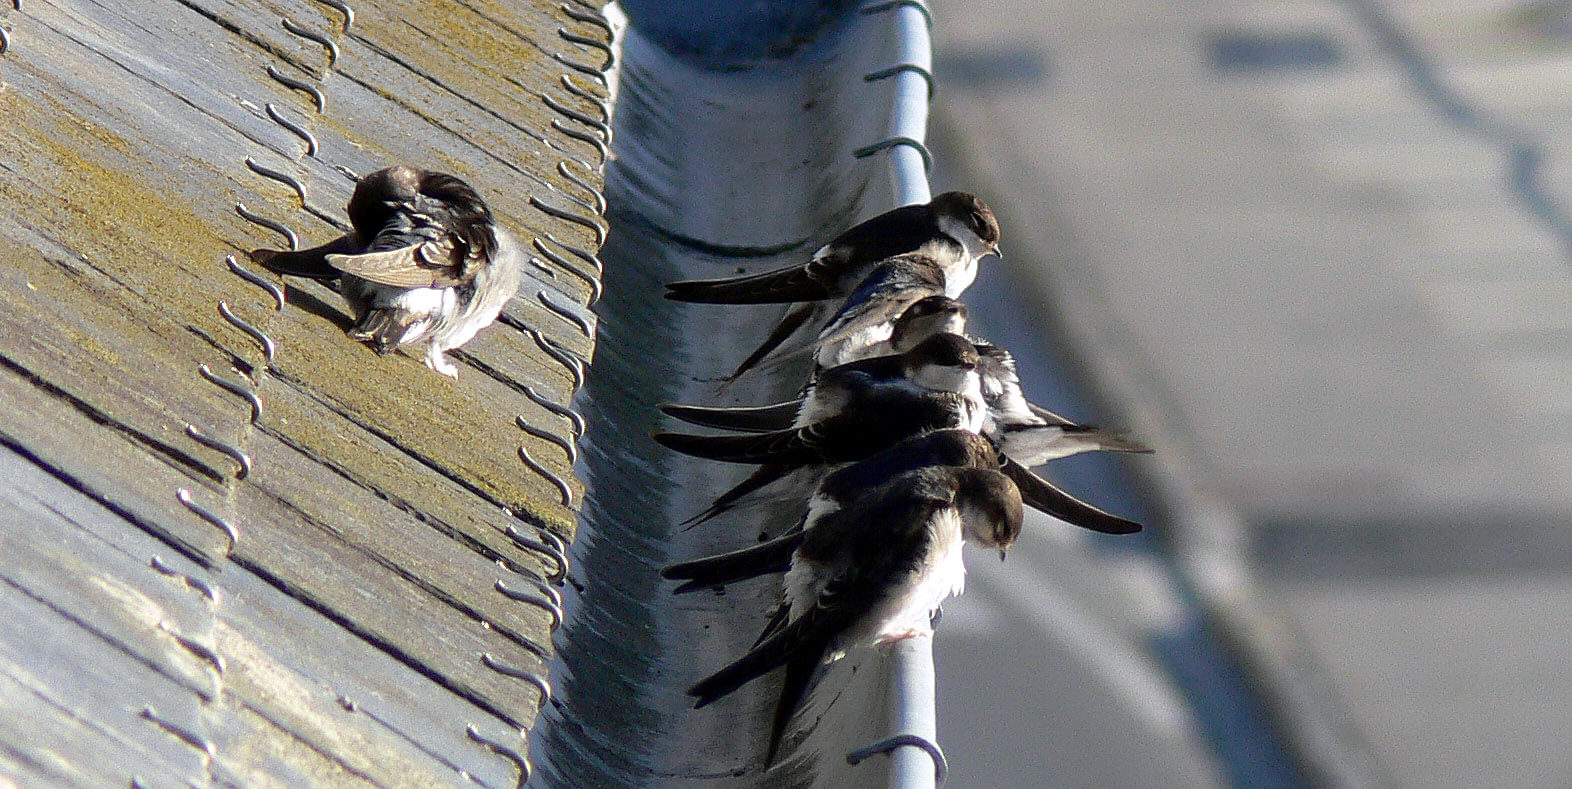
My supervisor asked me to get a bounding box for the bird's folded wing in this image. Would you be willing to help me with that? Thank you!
[680,463,801,529]
[661,529,806,592]
[659,400,802,432]
[814,286,937,349]
[1000,457,1142,534]
[665,265,830,304]
[653,426,822,465]
[687,560,872,708]
[653,410,889,465]
[326,236,463,288]
[724,302,818,382]
[250,234,362,279]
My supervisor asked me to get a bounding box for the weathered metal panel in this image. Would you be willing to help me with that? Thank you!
[0,0,608,782]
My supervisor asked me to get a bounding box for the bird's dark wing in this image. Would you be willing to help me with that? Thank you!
[814,352,906,385]
[661,529,806,592]
[653,426,823,466]
[665,266,833,304]
[687,532,901,708]
[813,203,937,268]
[815,429,997,503]
[657,391,966,465]
[724,302,818,382]
[660,400,802,433]
[689,487,942,764]
[680,463,802,529]
[999,457,1142,534]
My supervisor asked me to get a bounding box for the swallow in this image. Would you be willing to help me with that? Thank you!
[662,429,1004,592]
[667,192,1000,382]
[734,253,949,377]
[661,331,981,434]
[663,431,1134,593]
[807,255,951,371]
[878,302,1154,464]
[970,342,1153,465]
[656,334,987,526]
[660,298,975,435]
[682,465,1023,764]
[250,165,524,378]
[665,192,1000,304]
[665,310,1152,466]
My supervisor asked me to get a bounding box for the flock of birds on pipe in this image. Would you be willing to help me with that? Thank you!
[246,168,1153,766]
[656,191,1152,764]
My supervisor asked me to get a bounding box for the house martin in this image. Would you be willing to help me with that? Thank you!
[251,165,523,378]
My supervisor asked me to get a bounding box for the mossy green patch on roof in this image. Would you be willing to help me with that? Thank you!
[0,0,607,782]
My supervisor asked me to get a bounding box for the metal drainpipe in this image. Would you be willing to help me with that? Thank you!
[533,2,950,785]
[853,4,946,788]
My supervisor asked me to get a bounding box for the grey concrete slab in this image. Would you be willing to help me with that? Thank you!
[931,0,1572,785]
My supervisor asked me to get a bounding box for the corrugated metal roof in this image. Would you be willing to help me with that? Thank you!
[0,0,606,784]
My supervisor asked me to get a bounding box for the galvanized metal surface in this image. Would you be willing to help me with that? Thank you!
[535,3,951,786]
[0,0,607,784]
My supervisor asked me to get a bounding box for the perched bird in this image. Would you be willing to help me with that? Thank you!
[661,331,982,435]
[656,334,987,526]
[727,253,951,378]
[806,255,950,371]
[664,303,1152,466]
[666,192,1001,382]
[250,165,523,378]
[873,294,971,367]
[682,466,1024,764]
[662,430,1005,592]
[970,343,1153,465]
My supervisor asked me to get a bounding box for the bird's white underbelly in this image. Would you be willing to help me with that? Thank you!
[942,257,978,298]
[817,324,895,368]
[865,511,967,645]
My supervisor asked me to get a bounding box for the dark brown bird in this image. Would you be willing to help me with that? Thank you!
[251,165,523,377]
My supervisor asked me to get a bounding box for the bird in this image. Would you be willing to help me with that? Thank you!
[249,165,524,378]
[969,342,1154,465]
[662,429,1004,592]
[665,192,1001,382]
[807,255,950,371]
[832,297,1154,464]
[663,302,1152,466]
[681,465,1024,765]
[731,253,949,377]
[655,334,988,526]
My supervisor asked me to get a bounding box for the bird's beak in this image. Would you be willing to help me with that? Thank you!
[999,548,1008,562]
[991,245,1003,261]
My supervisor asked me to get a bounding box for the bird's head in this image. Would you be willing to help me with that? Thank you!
[931,191,1002,261]
[891,296,970,351]
[954,468,1023,558]
[902,333,980,394]
[346,166,422,239]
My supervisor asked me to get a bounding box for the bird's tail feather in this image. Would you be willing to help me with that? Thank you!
[679,464,793,529]
[661,531,803,592]
[661,401,801,433]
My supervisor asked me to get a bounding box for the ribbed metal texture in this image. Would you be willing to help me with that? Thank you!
[0,0,607,784]
[534,2,946,786]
